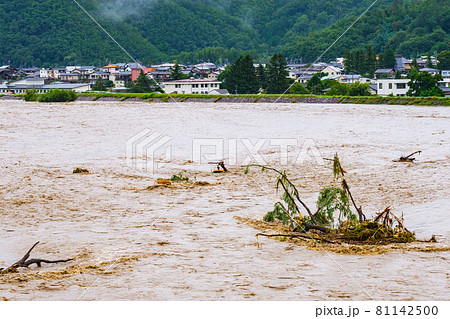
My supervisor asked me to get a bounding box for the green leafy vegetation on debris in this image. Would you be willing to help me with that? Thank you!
[170,172,190,182]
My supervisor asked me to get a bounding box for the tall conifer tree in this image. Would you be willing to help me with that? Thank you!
[266,54,289,94]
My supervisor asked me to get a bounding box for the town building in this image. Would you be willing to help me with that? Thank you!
[89,71,109,82]
[339,74,373,84]
[296,74,314,84]
[0,78,90,94]
[441,70,450,78]
[438,76,450,97]
[164,78,221,95]
[60,72,82,82]
[395,55,408,72]
[0,65,20,80]
[131,67,154,81]
[376,79,410,96]
[322,66,342,77]
[374,69,395,79]
[101,64,120,73]
[40,68,63,79]
[419,68,440,76]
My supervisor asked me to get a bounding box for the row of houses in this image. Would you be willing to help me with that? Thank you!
[0,62,225,93]
[1,56,449,96]
[0,77,226,96]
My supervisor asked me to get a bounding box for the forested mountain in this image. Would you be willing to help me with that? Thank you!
[283,0,450,61]
[0,0,448,67]
[0,0,165,67]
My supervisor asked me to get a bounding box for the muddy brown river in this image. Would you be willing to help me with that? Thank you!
[0,100,449,300]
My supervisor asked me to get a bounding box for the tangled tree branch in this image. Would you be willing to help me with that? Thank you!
[246,164,318,224]
[244,154,418,245]
[331,155,366,222]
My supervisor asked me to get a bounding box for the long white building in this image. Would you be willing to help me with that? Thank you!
[0,78,90,94]
[164,78,222,95]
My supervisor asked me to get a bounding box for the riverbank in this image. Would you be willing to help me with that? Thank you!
[1,93,449,106]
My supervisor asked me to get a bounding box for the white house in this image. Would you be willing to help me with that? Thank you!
[322,66,342,77]
[66,66,96,73]
[207,72,220,81]
[109,74,125,88]
[292,74,313,83]
[164,79,221,95]
[101,64,119,73]
[89,71,109,82]
[438,78,450,91]
[40,69,49,78]
[39,68,62,79]
[288,70,303,79]
[441,70,450,78]
[376,79,410,96]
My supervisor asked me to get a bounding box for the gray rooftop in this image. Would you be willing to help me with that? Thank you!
[419,68,440,72]
[375,68,394,73]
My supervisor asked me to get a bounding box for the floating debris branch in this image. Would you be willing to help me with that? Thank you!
[394,150,422,162]
[1,242,73,274]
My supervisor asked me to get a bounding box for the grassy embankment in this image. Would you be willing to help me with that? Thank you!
[1,92,449,106]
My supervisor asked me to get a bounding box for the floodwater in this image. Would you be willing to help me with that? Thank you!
[0,100,449,300]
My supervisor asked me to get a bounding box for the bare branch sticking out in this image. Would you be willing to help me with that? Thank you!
[1,242,73,274]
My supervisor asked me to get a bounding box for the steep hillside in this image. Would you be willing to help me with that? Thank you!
[0,0,165,66]
[0,0,447,66]
[99,0,393,57]
[283,0,450,61]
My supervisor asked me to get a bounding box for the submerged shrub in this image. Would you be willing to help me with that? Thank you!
[38,89,77,102]
[24,89,38,101]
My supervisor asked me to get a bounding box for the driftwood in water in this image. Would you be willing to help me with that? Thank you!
[0,242,73,273]
[73,167,89,174]
[395,151,421,162]
[256,232,337,244]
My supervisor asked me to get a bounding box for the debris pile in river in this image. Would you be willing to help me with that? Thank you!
[73,167,89,174]
[245,155,421,245]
